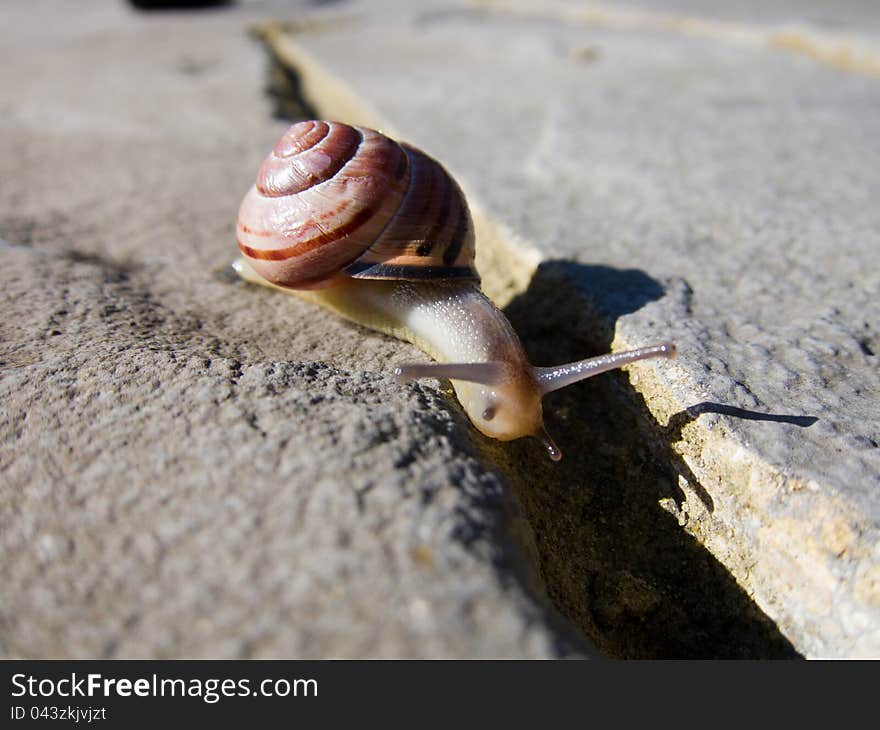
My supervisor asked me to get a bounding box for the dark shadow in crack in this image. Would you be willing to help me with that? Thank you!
[257,39,322,122]
[474,258,801,658]
[128,0,234,11]
[534,260,667,324]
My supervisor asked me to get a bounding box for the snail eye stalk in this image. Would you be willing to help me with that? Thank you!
[533,342,676,395]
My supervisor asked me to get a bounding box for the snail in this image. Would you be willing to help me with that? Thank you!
[233,120,675,461]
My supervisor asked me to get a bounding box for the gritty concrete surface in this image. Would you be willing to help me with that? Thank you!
[0,0,876,658]
[0,0,587,658]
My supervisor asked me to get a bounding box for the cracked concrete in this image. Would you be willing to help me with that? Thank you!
[242,0,880,656]
[1,0,877,658]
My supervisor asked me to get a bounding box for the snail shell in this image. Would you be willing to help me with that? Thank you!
[234,120,678,461]
[237,120,478,289]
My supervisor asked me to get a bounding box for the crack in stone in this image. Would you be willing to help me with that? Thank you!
[250,27,803,657]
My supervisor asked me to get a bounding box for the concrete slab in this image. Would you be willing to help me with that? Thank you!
[0,0,587,658]
[256,0,880,656]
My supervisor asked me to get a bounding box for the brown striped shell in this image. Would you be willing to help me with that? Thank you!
[236,120,478,289]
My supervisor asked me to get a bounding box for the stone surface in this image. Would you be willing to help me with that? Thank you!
[0,0,586,658]
[1,0,877,658]
[256,0,880,656]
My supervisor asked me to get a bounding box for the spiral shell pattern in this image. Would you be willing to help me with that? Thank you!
[237,120,478,289]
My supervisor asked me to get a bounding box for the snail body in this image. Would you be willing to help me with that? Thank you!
[235,120,675,460]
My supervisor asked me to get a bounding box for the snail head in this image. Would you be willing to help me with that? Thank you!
[395,342,676,462]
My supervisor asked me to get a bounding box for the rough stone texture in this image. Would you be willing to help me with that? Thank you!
[257,0,880,657]
[1,0,877,659]
[0,0,586,658]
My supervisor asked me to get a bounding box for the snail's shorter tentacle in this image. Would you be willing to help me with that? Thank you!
[394,361,508,387]
[537,428,562,462]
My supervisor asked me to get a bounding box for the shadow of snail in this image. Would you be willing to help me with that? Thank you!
[488,260,803,658]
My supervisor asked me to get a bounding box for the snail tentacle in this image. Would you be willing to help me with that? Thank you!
[394,361,508,387]
[533,342,677,395]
